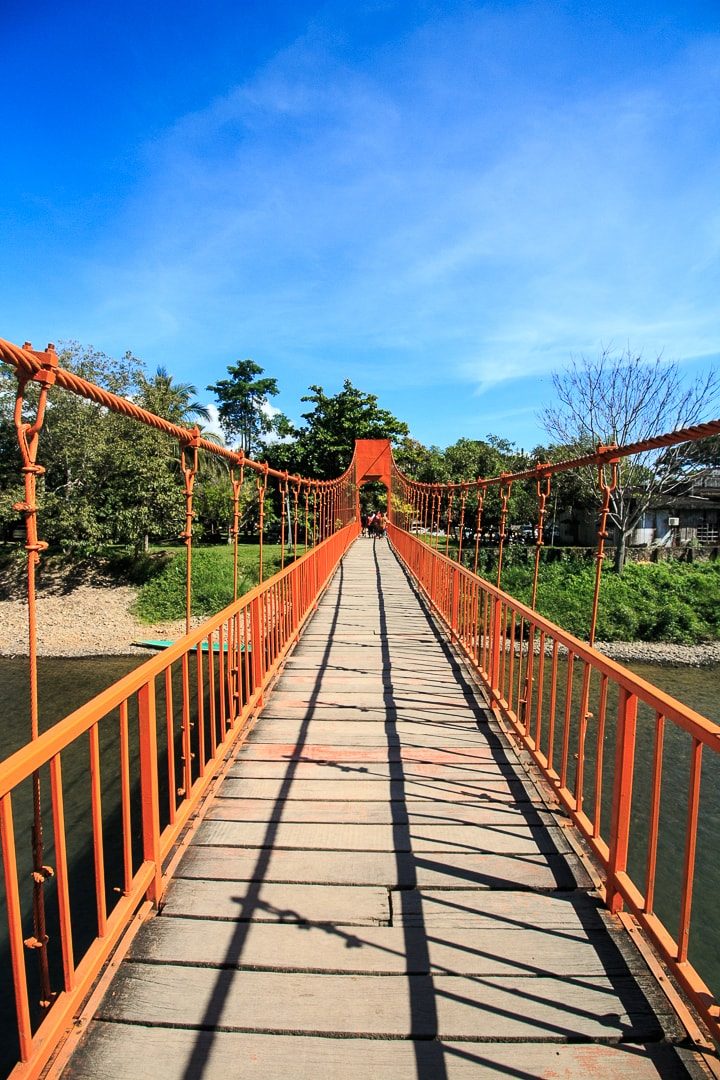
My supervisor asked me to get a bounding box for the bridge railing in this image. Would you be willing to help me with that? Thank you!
[0,521,359,1079]
[389,522,720,1046]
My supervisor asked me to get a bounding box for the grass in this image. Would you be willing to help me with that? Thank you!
[418,538,720,643]
[132,543,290,622]
[493,555,720,643]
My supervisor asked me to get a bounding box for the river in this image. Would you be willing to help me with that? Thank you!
[0,653,718,1075]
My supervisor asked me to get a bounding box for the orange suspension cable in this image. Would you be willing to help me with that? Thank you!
[12,345,57,1010]
[304,486,310,550]
[256,463,269,583]
[457,489,468,565]
[179,430,200,635]
[387,415,720,497]
[531,467,552,610]
[589,448,619,646]
[472,484,485,575]
[229,452,245,602]
[0,337,359,491]
[496,479,512,590]
[444,489,455,557]
[292,481,300,561]
[431,489,441,549]
[279,472,289,570]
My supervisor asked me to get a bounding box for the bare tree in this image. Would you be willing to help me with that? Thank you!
[540,348,720,571]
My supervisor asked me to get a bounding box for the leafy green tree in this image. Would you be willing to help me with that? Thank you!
[137,366,211,426]
[540,348,720,570]
[0,343,222,554]
[393,437,449,483]
[273,380,409,479]
[207,360,280,454]
[0,365,23,540]
[33,347,187,552]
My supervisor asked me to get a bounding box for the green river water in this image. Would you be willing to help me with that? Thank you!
[0,654,718,1075]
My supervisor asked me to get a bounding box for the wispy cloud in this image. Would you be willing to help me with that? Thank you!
[8,3,720,446]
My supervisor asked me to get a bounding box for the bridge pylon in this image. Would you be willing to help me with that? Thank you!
[353,438,393,519]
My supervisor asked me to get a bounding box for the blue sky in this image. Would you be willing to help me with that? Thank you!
[1,0,719,451]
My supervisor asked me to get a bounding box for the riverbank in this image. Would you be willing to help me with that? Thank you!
[0,583,202,658]
[1,578,719,665]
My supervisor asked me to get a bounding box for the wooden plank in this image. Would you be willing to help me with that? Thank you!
[251,724,488,746]
[236,744,528,764]
[259,700,488,716]
[257,709,484,724]
[160,880,390,924]
[268,681,479,697]
[192,819,573,855]
[174,846,590,889]
[130,915,639,976]
[227,758,531,780]
[205,797,554,826]
[66,1024,698,1080]
[94,966,678,1041]
[394,889,607,928]
[265,690,480,707]
[217,776,538,802]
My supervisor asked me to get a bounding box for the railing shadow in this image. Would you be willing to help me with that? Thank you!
[382,536,682,1054]
[369,535,449,1080]
[111,533,690,1076]
[178,561,347,1080]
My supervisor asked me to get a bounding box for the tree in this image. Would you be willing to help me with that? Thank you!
[540,348,720,571]
[207,360,280,454]
[393,438,449,483]
[274,380,409,479]
[0,343,224,554]
[137,366,211,426]
[36,345,189,553]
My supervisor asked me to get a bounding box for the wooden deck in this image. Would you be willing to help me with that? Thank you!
[64,539,708,1079]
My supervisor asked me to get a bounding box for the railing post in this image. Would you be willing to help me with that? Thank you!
[137,679,162,904]
[250,596,265,705]
[488,596,503,708]
[450,565,460,640]
[607,687,638,914]
[291,565,301,637]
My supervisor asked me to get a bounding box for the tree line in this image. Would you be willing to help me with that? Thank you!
[1,343,717,571]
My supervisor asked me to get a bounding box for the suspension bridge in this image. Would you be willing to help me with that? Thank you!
[1,338,720,1079]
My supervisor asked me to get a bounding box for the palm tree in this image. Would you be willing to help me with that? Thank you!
[137,366,212,426]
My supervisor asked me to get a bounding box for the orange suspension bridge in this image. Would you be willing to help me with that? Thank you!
[2,337,720,1078]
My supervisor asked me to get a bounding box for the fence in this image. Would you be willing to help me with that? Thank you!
[389,521,720,1047]
[0,521,359,1078]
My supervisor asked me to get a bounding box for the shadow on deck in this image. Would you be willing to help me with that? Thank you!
[62,539,707,1080]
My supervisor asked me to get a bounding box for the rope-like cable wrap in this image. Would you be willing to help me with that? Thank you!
[0,337,357,489]
[389,418,720,494]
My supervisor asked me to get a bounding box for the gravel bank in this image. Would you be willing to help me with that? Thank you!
[1,579,718,665]
[593,640,720,667]
[0,583,203,658]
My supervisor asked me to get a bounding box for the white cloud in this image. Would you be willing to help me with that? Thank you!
[50,8,720,420]
[202,402,224,439]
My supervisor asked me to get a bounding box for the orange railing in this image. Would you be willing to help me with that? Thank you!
[389,522,720,1046]
[0,521,359,1078]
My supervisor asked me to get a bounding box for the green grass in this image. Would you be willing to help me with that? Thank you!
[418,538,720,643]
[496,558,720,644]
[133,543,289,622]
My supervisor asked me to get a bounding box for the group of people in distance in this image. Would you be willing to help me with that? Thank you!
[362,510,386,538]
